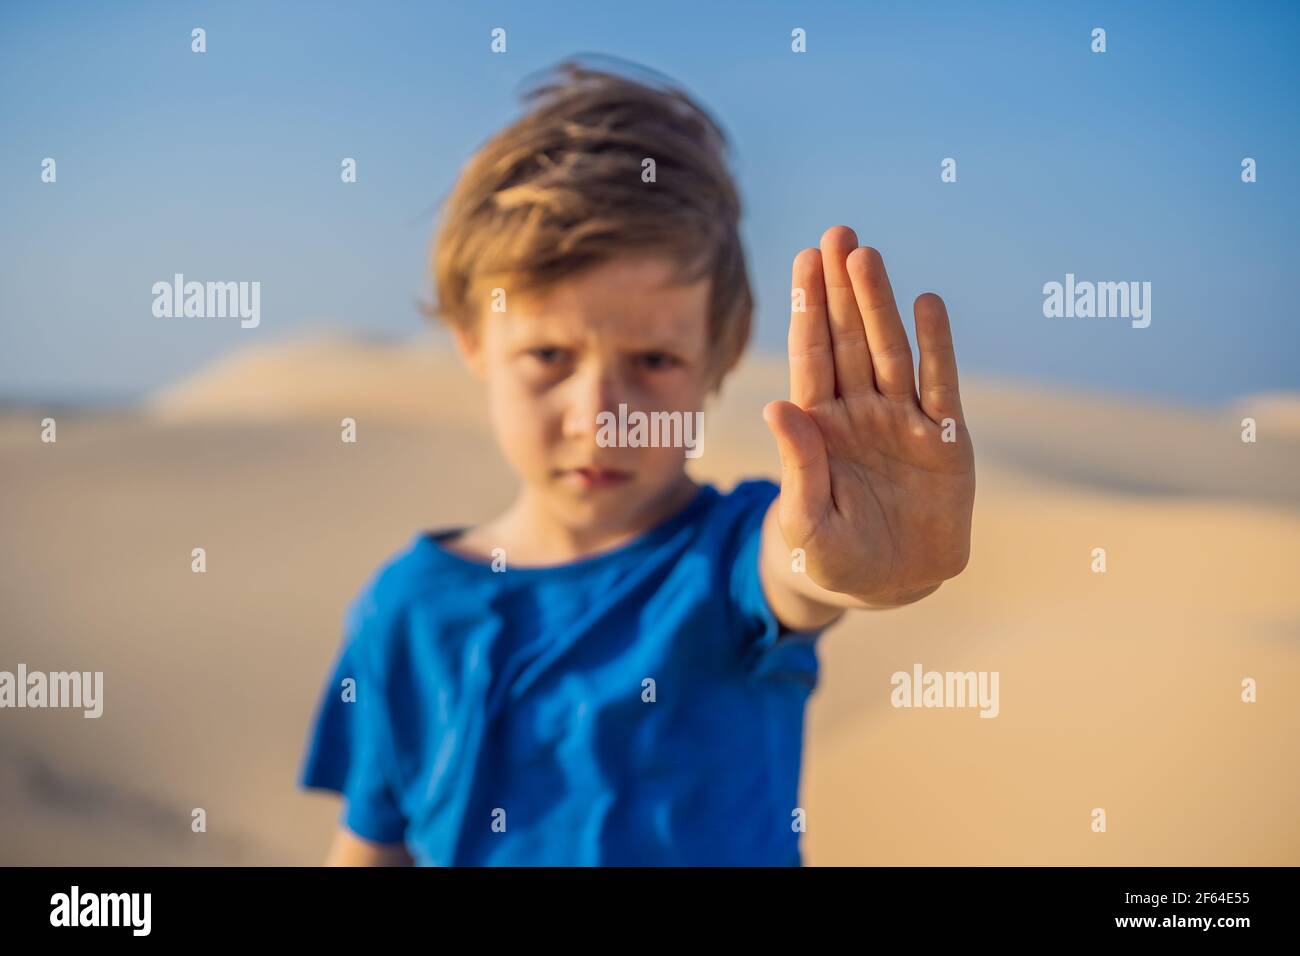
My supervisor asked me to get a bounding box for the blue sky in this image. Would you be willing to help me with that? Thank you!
[2,0,1297,404]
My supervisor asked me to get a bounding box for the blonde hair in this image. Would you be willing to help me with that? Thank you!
[429,57,753,387]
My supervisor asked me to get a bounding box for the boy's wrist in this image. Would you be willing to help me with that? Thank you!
[841,580,943,610]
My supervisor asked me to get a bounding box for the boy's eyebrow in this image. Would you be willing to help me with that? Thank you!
[605,335,705,355]
[504,320,702,352]
[507,337,699,357]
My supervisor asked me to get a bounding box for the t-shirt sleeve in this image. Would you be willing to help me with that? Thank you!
[723,478,826,664]
[298,594,408,845]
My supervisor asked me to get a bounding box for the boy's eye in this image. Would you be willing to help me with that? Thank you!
[528,347,569,366]
[636,351,682,371]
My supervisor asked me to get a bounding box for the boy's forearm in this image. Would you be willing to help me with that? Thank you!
[324,826,414,866]
[758,499,942,631]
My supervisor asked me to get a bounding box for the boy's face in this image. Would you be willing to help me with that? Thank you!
[456,254,714,538]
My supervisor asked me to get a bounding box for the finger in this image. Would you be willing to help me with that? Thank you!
[846,246,917,404]
[762,400,830,526]
[819,226,875,395]
[789,248,834,408]
[914,292,965,426]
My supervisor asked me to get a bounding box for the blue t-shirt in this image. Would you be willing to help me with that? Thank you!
[298,478,826,865]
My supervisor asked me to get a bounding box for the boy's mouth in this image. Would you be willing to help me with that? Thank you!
[561,466,633,491]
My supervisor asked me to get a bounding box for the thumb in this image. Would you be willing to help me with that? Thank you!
[762,400,830,527]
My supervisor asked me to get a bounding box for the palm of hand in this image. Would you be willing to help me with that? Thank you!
[762,226,975,602]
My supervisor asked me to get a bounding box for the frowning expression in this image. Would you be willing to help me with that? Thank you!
[456,254,713,534]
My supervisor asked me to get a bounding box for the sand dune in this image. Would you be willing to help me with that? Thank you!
[143,331,488,429]
[2,336,1297,865]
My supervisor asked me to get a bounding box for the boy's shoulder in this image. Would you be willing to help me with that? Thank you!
[703,476,780,540]
[340,532,450,653]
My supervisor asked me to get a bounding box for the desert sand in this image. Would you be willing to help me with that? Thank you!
[1,334,1297,865]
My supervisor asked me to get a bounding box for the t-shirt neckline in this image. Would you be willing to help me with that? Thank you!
[418,482,718,577]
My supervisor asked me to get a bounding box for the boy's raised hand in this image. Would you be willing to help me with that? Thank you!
[762,226,975,606]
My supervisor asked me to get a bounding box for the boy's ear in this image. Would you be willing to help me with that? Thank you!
[451,323,486,379]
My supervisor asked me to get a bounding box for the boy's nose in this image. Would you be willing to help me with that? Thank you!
[561,365,624,443]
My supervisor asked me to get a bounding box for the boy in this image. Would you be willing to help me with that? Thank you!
[299,59,975,866]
